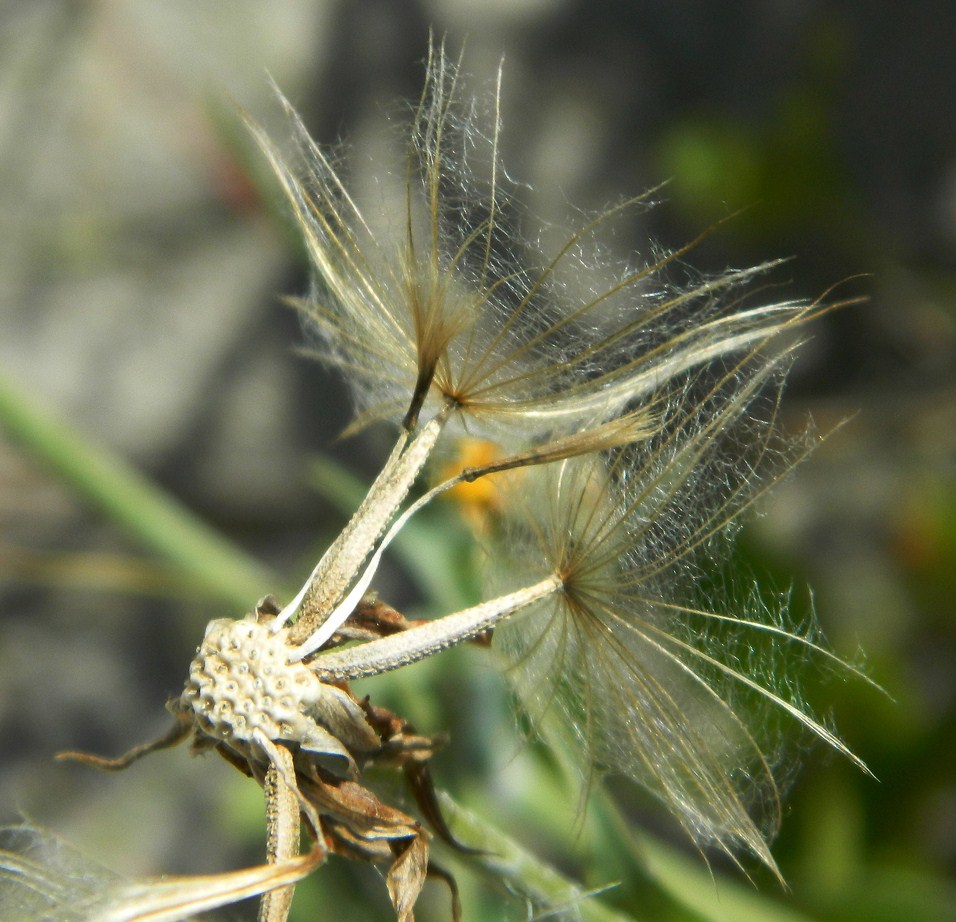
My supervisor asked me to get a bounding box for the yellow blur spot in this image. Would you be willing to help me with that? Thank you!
[442,438,512,534]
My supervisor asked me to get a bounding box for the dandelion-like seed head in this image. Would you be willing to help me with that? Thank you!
[57,40,872,922]
[249,42,809,447]
[489,372,867,874]
[241,40,868,879]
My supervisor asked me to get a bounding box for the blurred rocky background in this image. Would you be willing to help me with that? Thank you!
[0,2,953,920]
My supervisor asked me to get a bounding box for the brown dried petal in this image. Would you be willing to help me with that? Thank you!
[386,832,430,922]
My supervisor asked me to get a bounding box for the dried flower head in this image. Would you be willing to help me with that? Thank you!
[57,40,869,922]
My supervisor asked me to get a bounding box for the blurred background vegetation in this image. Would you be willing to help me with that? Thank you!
[0,1,953,920]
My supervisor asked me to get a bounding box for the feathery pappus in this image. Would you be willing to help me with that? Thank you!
[58,41,871,922]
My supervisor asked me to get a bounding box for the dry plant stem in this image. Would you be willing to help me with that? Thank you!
[260,743,300,922]
[288,406,451,641]
[55,720,190,771]
[251,731,332,922]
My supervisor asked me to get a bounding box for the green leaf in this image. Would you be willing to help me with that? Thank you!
[0,372,278,609]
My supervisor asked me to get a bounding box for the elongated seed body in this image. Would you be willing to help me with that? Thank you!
[312,575,562,681]
[289,412,448,640]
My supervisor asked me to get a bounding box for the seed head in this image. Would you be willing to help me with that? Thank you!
[247,43,814,446]
[237,39,870,885]
[490,406,868,874]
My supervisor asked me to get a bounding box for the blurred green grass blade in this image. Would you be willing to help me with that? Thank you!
[817,867,956,922]
[634,841,814,922]
[436,791,639,922]
[0,372,278,609]
[594,793,817,922]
